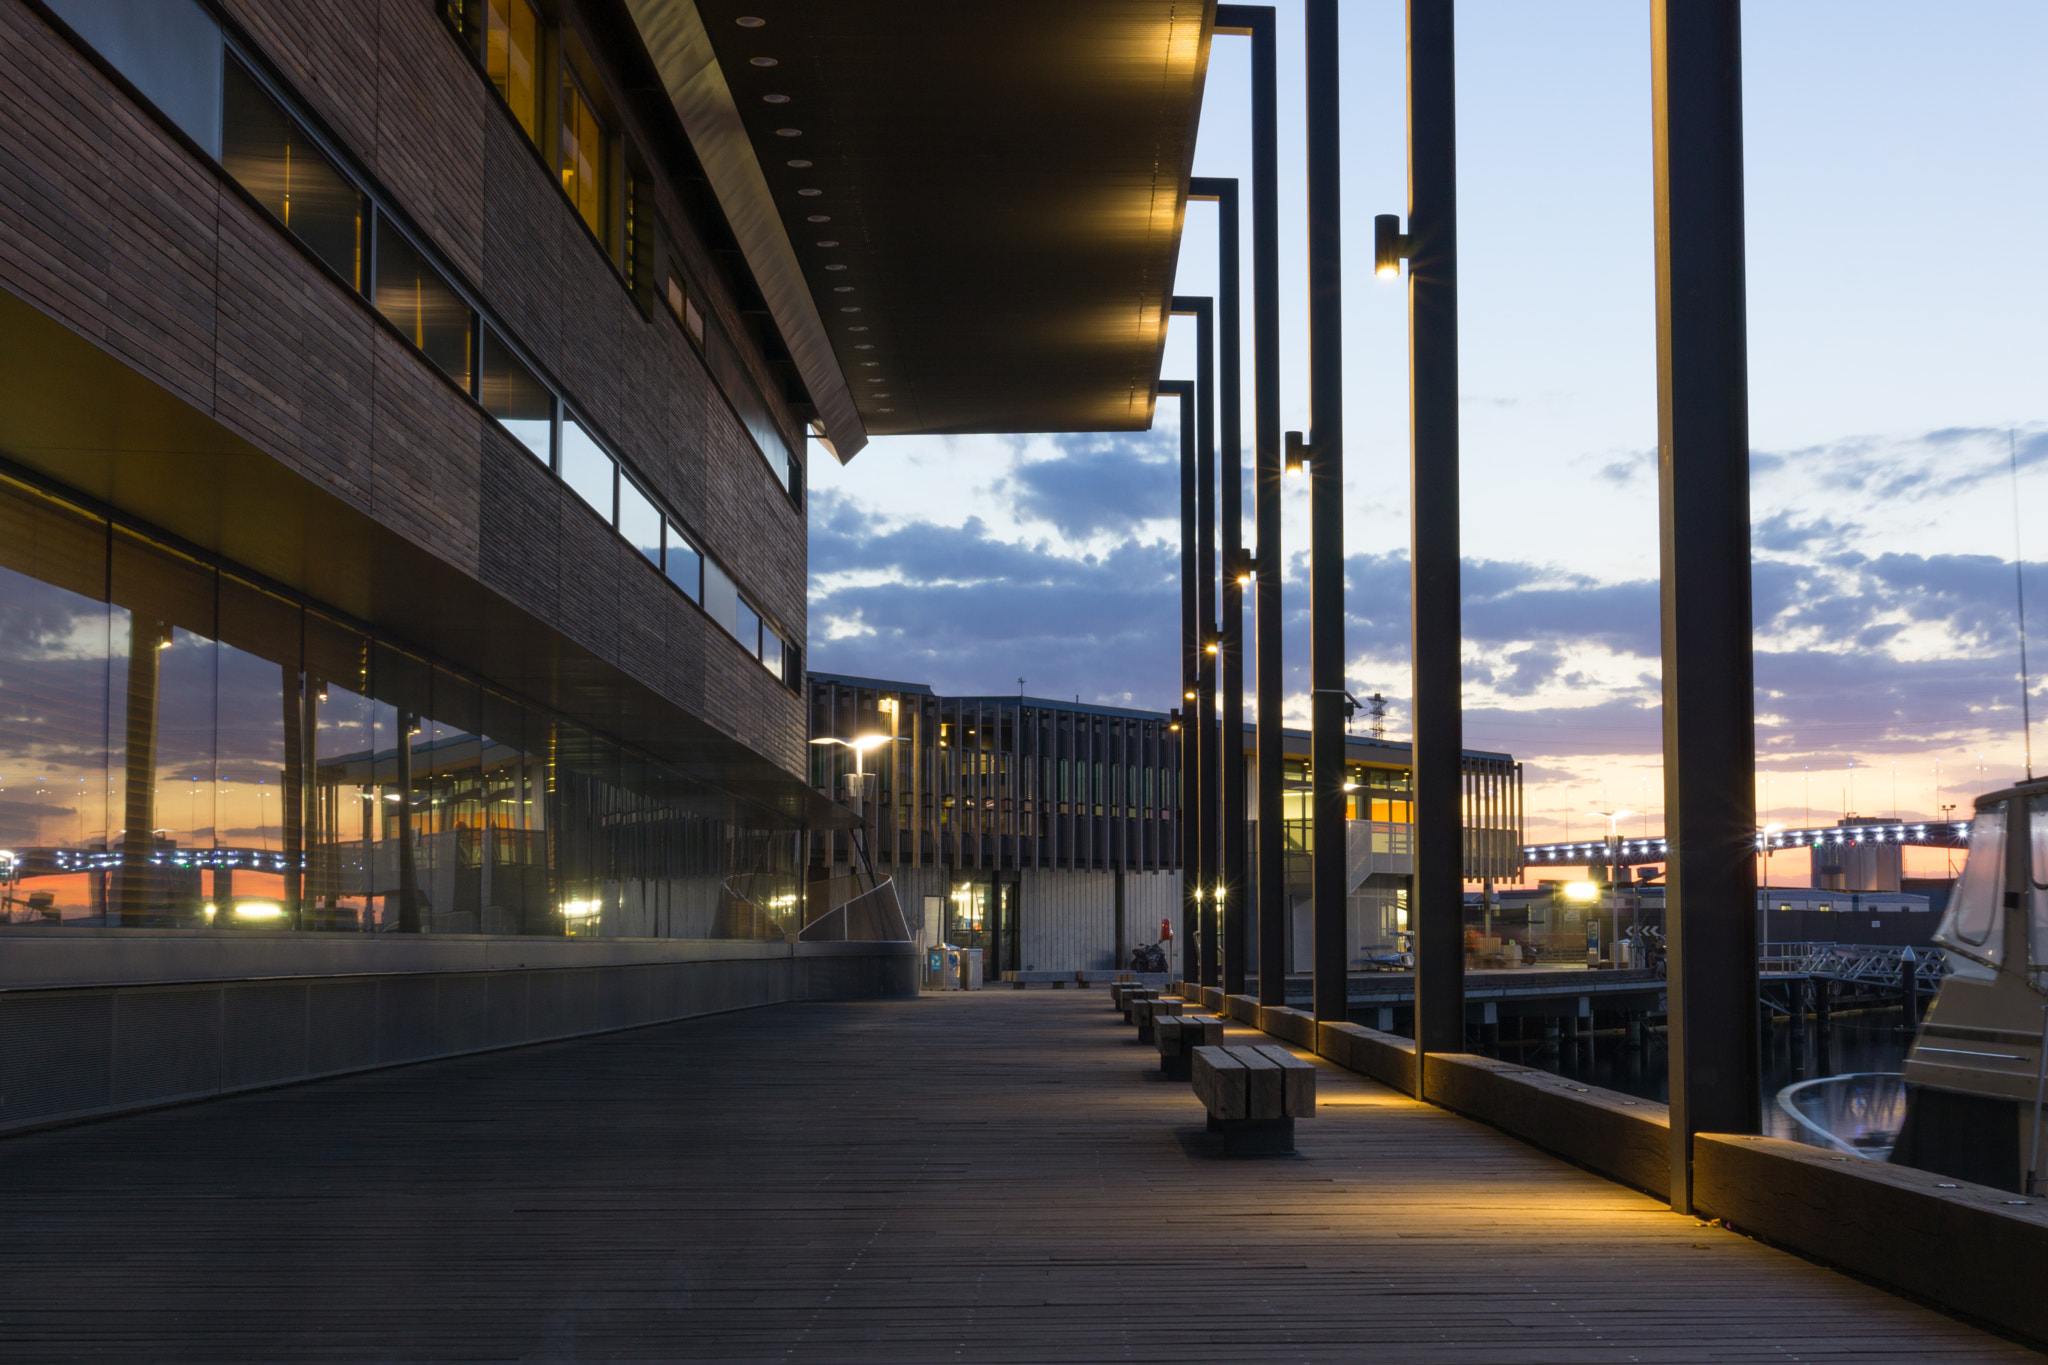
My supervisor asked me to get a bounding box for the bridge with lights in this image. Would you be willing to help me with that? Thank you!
[1520,819,1974,871]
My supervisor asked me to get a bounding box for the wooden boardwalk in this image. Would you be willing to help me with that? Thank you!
[0,989,2034,1362]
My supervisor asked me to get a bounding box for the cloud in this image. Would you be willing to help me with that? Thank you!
[1005,431,1180,539]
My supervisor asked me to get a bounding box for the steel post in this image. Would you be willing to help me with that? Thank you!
[1216,6,1283,1008]
[1164,377,1200,984]
[1190,177,1248,998]
[1652,0,1759,1213]
[1408,0,1464,1054]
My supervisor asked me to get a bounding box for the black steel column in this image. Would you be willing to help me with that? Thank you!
[1231,6,1286,1008]
[1163,378,1201,984]
[1652,0,1759,1213]
[1173,296,1219,987]
[1305,0,1347,1023]
[1408,0,1464,1057]
[1190,177,1248,997]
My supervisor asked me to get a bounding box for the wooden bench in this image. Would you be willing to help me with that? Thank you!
[1130,995,1183,1042]
[1113,985,1158,1020]
[1153,1014,1225,1079]
[1191,1043,1317,1153]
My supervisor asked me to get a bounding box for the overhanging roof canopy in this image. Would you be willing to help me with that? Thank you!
[623,0,1213,455]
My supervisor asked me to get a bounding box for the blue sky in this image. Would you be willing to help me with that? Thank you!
[810,1,2048,854]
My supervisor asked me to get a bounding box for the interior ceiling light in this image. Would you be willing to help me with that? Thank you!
[854,343,873,349]
[750,56,778,66]
[736,16,765,26]
[815,239,838,247]
[764,94,790,104]
[861,361,879,366]
[797,188,822,196]
[806,214,830,222]
[877,407,894,412]
[774,127,802,138]
[833,286,855,292]
[824,263,846,271]
[847,325,867,331]
[786,159,811,168]
[839,306,861,313]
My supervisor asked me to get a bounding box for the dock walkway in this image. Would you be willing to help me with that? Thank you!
[0,990,2032,1362]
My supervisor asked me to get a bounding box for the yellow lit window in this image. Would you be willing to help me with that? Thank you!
[560,73,606,239]
[485,0,540,142]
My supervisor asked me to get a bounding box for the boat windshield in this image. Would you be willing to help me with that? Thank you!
[1934,802,2005,968]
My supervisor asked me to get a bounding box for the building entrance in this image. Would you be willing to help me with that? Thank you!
[947,878,1019,982]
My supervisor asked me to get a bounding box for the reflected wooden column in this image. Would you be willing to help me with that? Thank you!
[118,615,166,926]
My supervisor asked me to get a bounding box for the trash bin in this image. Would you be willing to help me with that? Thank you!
[962,947,984,990]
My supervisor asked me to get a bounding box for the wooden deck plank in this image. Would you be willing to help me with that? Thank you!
[0,990,2032,1362]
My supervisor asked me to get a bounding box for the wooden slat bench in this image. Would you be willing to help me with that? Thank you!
[1153,1014,1225,1079]
[1191,1043,1317,1153]
[1130,995,1184,1043]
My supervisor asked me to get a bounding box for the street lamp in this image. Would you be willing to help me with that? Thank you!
[1589,808,1635,959]
[809,733,898,778]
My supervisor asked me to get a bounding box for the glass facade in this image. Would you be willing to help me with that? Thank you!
[0,480,802,939]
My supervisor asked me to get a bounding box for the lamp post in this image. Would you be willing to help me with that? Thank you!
[1652,0,1759,1213]
[1189,177,1249,999]
[1171,295,1220,988]
[1590,808,1635,960]
[1212,4,1283,1010]
[1303,0,1347,1024]
[1378,0,1462,1056]
[1160,377,1201,984]
[809,734,900,816]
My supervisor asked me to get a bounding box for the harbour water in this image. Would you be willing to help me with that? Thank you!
[1493,1006,1914,1149]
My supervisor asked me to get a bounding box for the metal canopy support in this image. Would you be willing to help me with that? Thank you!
[1305,0,1347,1023]
[1213,6,1286,1009]
[1172,295,1220,988]
[1163,377,1200,984]
[1408,0,1464,1055]
[1652,0,1760,1213]
[1189,178,1249,997]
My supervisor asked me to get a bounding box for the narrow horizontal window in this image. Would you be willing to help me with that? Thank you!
[617,477,661,568]
[664,524,701,602]
[559,70,606,240]
[703,560,739,639]
[222,59,362,289]
[483,0,541,143]
[478,326,551,463]
[373,225,472,388]
[558,416,615,521]
[737,599,762,657]
[49,0,223,156]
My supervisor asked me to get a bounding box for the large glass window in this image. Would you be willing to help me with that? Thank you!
[558,416,615,521]
[222,59,362,289]
[761,627,784,682]
[479,326,552,464]
[559,70,607,240]
[483,0,541,143]
[373,225,473,389]
[617,478,661,568]
[736,600,762,657]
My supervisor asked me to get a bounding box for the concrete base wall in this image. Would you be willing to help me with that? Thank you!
[0,939,917,1137]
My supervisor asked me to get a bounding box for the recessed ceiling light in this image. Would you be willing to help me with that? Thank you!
[750,56,778,66]
[806,214,830,222]
[854,344,873,349]
[877,407,894,412]
[824,264,846,271]
[797,188,822,197]
[764,94,791,104]
[833,286,855,292]
[786,159,812,168]
[839,306,861,313]
[874,394,891,399]
[816,239,838,247]
[775,127,802,138]
[736,16,765,27]
[848,325,867,331]
[862,361,880,366]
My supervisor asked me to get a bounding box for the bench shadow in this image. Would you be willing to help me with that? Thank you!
[1169,1124,1306,1161]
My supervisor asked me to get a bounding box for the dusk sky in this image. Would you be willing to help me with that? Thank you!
[809,1,2048,872]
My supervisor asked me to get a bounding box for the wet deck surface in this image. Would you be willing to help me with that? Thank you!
[0,988,2035,1362]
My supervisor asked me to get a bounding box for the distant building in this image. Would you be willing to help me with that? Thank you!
[807,673,1525,978]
